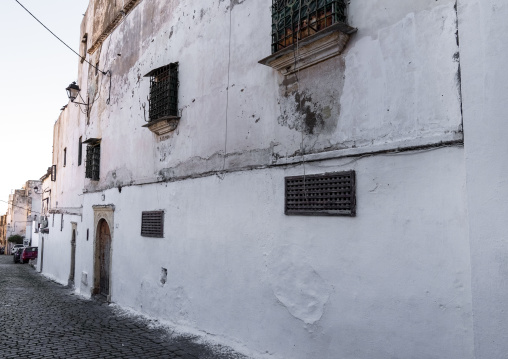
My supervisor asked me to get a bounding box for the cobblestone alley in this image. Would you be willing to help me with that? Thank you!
[0,255,249,359]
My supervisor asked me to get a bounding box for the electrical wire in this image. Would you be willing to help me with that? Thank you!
[13,0,108,76]
[218,2,233,180]
[0,199,41,215]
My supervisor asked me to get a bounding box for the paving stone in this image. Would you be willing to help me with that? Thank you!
[0,256,249,359]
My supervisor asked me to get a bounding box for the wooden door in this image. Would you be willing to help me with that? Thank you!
[69,229,76,284]
[98,220,111,297]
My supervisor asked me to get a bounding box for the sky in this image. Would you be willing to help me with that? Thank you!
[0,0,89,213]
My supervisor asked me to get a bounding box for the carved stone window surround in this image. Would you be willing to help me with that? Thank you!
[259,22,357,75]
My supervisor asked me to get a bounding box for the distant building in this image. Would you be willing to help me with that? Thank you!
[0,214,7,251]
[4,181,42,251]
[22,180,42,247]
[6,190,28,249]
[39,0,508,358]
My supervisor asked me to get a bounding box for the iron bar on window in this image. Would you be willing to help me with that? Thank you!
[271,0,347,54]
[145,63,179,122]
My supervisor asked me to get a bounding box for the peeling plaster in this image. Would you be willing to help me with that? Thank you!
[102,167,134,189]
[267,246,332,325]
[230,0,247,10]
[137,280,193,322]
[158,143,278,180]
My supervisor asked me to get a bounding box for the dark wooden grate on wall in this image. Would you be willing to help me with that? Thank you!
[285,171,356,216]
[141,211,164,238]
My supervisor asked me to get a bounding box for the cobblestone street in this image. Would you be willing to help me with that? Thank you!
[0,255,248,359]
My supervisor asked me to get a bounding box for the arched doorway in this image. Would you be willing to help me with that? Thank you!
[95,219,111,298]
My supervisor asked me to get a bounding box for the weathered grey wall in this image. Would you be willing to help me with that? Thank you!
[76,0,463,192]
[459,0,508,358]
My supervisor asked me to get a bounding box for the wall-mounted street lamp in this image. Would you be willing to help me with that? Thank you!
[65,69,111,115]
[34,186,51,195]
[66,82,89,116]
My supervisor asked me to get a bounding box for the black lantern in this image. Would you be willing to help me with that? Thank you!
[65,81,89,115]
[66,82,81,102]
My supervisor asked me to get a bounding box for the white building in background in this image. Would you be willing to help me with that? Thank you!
[40,0,508,358]
[22,180,42,247]
[5,181,41,251]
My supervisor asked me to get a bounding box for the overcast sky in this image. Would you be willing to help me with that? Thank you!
[0,0,89,213]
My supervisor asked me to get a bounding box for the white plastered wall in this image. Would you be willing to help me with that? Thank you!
[71,147,473,359]
[39,0,483,357]
[459,0,508,358]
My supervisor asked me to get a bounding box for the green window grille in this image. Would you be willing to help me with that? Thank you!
[85,143,100,181]
[271,0,347,53]
[144,63,179,122]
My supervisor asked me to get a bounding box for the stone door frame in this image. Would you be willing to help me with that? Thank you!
[92,205,114,302]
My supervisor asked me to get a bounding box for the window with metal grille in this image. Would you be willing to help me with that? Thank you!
[80,34,88,64]
[271,0,347,54]
[285,171,356,216]
[141,211,164,238]
[144,63,179,122]
[78,136,82,166]
[85,143,100,181]
[51,165,56,182]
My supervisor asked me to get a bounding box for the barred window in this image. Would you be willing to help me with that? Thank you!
[144,63,179,122]
[271,0,347,53]
[85,142,101,181]
[78,136,83,166]
[51,165,56,182]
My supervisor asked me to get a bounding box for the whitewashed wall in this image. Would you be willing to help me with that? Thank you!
[40,0,507,358]
[459,0,508,358]
[41,212,81,285]
[70,147,472,359]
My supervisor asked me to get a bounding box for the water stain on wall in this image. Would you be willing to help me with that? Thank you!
[277,56,345,138]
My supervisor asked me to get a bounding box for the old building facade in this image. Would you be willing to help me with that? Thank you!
[3,181,42,252]
[0,214,6,251]
[40,1,508,358]
[6,190,28,252]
